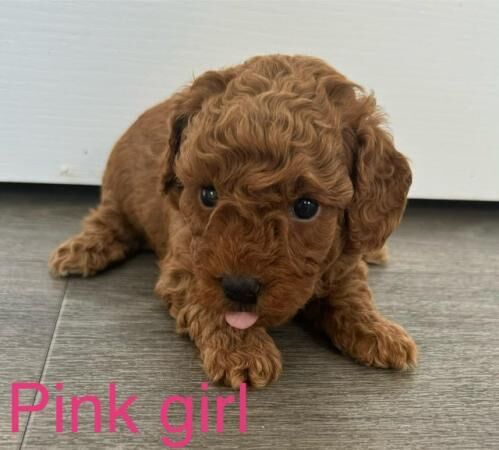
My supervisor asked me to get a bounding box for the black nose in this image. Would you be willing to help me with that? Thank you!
[221,276,261,304]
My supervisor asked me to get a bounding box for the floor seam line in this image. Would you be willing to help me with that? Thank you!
[19,278,70,450]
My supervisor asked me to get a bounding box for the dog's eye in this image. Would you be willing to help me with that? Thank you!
[293,198,319,220]
[200,186,218,208]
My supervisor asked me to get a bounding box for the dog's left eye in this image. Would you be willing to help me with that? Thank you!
[200,186,218,207]
[293,198,319,220]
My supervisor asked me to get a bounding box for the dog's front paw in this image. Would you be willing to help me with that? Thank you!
[49,236,89,277]
[200,330,282,388]
[343,320,418,370]
[49,233,129,278]
[49,235,103,277]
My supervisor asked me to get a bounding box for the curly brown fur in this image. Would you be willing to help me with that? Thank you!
[49,55,417,388]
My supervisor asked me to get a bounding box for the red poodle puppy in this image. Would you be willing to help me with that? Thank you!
[50,55,417,388]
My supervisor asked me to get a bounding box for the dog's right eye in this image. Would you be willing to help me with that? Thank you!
[200,186,218,208]
[293,198,319,220]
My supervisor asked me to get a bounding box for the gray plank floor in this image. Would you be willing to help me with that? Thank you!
[1,184,498,449]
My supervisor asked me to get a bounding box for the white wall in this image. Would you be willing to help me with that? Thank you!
[0,1,498,200]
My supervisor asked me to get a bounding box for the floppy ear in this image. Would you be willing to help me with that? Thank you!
[161,110,188,193]
[345,94,412,253]
[160,68,239,195]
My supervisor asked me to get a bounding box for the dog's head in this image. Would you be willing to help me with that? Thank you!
[161,55,411,328]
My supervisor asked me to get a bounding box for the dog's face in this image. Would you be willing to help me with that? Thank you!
[175,99,354,328]
[161,56,412,328]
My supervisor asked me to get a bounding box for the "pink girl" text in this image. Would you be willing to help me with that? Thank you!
[11,382,247,448]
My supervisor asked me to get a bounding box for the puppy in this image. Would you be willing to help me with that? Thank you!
[49,55,417,388]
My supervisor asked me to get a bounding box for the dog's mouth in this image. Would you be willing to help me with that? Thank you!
[224,311,259,330]
[223,302,259,330]
[220,285,260,329]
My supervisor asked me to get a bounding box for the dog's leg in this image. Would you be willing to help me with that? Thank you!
[308,261,417,369]
[49,198,140,277]
[181,306,282,388]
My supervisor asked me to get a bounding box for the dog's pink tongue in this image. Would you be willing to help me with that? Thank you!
[225,311,258,330]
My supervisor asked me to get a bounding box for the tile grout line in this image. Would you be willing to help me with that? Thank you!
[18,278,70,450]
